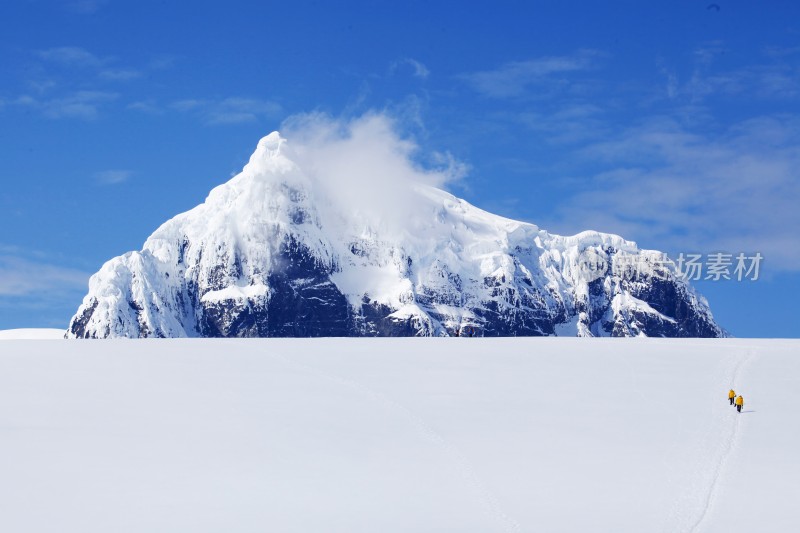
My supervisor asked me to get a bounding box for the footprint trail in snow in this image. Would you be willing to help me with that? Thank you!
[666,351,755,533]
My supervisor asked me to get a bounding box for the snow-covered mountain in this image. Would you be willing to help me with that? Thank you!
[67,132,723,338]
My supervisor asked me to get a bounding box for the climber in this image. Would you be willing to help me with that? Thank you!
[728,389,736,406]
[735,394,744,413]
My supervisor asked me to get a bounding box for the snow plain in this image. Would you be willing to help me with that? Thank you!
[0,337,796,532]
[0,328,65,340]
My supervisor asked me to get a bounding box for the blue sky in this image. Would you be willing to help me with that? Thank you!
[1,0,798,336]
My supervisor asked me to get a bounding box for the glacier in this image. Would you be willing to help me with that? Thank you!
[67,132,723,338]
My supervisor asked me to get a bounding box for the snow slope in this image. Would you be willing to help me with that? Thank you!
[0,338,795,532]
[0,328,65,339]
[67,131,722,339]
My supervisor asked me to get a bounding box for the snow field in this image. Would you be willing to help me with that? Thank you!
[0,338,796,532]
[0,328,65,339]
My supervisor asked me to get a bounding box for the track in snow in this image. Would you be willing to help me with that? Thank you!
[669,351,755,533]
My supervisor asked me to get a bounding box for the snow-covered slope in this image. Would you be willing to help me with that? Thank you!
[0,338,795,532]
[67,132,722,338]
[0,328,65,339]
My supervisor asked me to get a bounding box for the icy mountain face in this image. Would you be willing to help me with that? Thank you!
[67,132,723,338]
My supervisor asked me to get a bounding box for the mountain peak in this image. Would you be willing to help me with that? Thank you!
[66,132,724,339]
[243,131,293,175]
[256,131,285,156]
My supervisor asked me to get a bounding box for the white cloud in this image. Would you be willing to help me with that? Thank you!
[127,100,162,114]
[171,99,206,112]
[392,58,430,79]
[37,46,108,68]
[659,43,800,102]
[95,170,133,185]
[171,97,282,124]
[15,90,118,120]
[99,68,143,81]
[17,46,140,120]
[148,55,178,70]
[547,115,800,272]
[279,111,466,235]
[763,45,800,58]
[460,49,604,98]
[35,46,147,85]
[509,103,609,145]
[0,255,89,297]
[28,79,57,94]
[208,98,282,124]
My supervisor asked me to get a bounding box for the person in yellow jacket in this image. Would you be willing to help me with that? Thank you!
[735,394,744,413]
[728,389,736,406]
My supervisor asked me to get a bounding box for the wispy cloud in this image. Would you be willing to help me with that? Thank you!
[14,90,118,120]
[660,43,800,102]
[460,49,605,98]
[280,111,465,235]
[27,79,57,94]
[37,46,109,68]
[391,58,430,79]
[763,45,800,58]
[35,46,148,84]
[9,44,160,119]
[127,100,162,114]
[169,97,282,124]
[170,99,205,112]
[99,68,143,81]
[0,255,90,298]
[95,169,133,185]
[458,42,800,274]
[511,103,609,145]
[148,55,178,70]
[0,247,91,327]
[0,47,147,120]
[548,115,800,272]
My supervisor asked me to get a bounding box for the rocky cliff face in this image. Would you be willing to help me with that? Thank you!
[67,132,723,338]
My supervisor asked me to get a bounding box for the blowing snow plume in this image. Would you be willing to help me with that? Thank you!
[279,112,466,236]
